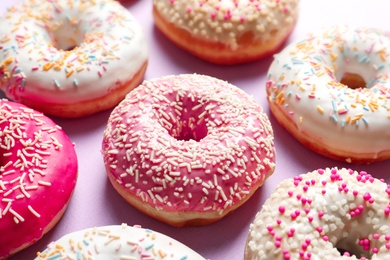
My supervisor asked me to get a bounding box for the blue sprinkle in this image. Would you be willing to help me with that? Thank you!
[362,106,370,111]
[331,100,337,112]
[377,64,385,70]
[362,117,369,125]
[83,239,89,246]
[73,78,79,87]
[145,243,154,250]
[46,253,61,260]
[53,79,60,88]
[331,115,338,123]
[180,256,188,260]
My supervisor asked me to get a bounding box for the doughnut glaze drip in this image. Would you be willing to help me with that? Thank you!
[266,26,390,163]
[154,0,299,50]
[245,168,390,260]
[0,100,77,258]
[0,0,147,115]
[35,224,205,260]
[102,74,275,226]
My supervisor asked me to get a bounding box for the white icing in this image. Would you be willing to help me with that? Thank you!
[245,168,390,259]
[153,0,299,50]
[266,26,390,158]
[35,224,205,260]
[0,0,148,104]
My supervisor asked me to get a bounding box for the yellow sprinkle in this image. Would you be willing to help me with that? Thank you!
[316,106,324,114]
[299,116,303,123]
[43,62,54,71]
[330,52,338,61]
[2,56,14,66]
[1,36,11,43]
[66,69,74,78]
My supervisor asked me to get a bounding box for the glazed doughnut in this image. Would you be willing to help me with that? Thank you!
[153,0,299,65]
[266,26,390,163]
[0,99,77,258]
[245,168,390,260]
[0,0,148,118]
[102,74,276,227]
[35,223,205,260]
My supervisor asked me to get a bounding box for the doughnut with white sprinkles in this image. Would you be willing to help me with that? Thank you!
[0,0,148,118]
[153,0,299,64]
[0,99,78,258]
[35,224,205,260]
[102,74,276,227]
[245,168,390,260]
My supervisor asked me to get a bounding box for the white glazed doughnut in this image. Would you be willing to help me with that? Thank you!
[266,26,390,163]
[153,0,299,65]
[102,74,276,227]
[0,0,148,118]
[35,223,205,260]
[245,168,390,260]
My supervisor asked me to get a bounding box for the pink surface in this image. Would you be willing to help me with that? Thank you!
[2,0,389,259]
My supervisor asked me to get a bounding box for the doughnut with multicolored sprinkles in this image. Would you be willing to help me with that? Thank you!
[266,26,390,163]
[0,0,148,118]
[35,224,205,260]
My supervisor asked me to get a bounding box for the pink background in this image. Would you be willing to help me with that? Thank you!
[2,0,389,259]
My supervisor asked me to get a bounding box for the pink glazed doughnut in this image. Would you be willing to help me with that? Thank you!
[0,100,78,258]
[245,168,390,260]
[102,74,276,227]
[0,0,148,118]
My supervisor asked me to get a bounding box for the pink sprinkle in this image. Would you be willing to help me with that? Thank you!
[322,236,328,242]
[279,206,286,214]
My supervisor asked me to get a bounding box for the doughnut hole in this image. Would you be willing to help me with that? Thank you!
[154,97,209,142]
[340,72,367,89]
[47,18,85,51]
[335,237,368,259]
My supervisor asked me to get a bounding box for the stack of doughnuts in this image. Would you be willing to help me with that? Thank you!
[0,0,148,118]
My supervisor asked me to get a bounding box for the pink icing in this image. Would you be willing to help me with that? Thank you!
[0,100,78,258]
[102,74,275,215]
